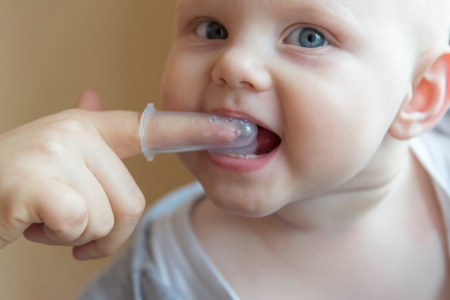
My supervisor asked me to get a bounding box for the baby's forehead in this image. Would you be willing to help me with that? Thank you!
[177,0,405,13]
[176,0,419,26]
[176,0,444,19]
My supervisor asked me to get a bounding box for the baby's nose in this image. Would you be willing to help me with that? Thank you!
[211,46,272,92]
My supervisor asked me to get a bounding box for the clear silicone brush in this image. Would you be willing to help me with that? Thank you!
[140,104,258,161]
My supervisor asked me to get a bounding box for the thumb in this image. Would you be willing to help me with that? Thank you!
[76,90,104,111]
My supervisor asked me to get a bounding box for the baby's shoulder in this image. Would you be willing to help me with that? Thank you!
[410,130,450,190]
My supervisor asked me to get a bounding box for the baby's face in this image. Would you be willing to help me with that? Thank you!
[161,0,419,216]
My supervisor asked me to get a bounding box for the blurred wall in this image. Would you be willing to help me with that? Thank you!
[0,1,195,299]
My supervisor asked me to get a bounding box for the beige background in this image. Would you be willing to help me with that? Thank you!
[0,1,195,299]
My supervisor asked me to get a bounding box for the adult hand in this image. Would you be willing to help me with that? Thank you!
[0,91,145,260]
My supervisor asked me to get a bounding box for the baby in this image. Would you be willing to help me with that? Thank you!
[1,0,450,299]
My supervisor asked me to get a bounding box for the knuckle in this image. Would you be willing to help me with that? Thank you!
[128,192,146,219]
[90,214,114,240]
[53,118,87,136]
[118,192,146,224]
[38,139,70,161]
[38,118,94,159]
[57,196,88,231]
[66,204,89,228]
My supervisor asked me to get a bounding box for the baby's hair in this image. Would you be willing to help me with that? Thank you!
[400,0,450,58]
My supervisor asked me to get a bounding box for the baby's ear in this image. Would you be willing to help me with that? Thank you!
[389,51,450,140]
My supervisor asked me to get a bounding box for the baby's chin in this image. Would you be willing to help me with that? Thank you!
[200,179,287,218]
[178,152,298,217]
[177,154,267,217]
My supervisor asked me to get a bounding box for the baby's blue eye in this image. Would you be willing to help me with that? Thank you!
[285,28,328,48]
[196,21,228,40]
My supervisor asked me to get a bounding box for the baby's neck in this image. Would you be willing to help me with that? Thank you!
[272,138,425,231]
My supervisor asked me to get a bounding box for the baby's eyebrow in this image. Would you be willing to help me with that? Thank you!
[176,0,366,41]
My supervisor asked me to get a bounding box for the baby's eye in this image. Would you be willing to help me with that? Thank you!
[285,28,329,48]
[195,21,228,40]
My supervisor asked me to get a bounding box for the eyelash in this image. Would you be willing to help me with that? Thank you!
[283,25,330,49]
[188,18,218,35]
[191,20,331,49]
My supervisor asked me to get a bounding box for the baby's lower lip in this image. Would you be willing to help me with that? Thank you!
[206,145,279,174]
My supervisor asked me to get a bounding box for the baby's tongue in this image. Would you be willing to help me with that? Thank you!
[254,126,281,155]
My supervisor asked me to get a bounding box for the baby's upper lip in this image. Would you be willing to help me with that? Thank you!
[211,108,276,134]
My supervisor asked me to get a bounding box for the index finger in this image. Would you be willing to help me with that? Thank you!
[87,110,143,159]
[139,104,258,161]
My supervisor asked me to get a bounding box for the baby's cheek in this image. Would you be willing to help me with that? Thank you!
[282,93,381,194]
[161,47,208,112]
[286,128,363,193]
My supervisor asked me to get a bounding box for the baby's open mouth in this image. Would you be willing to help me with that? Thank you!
[254,125,282,155]
[208,125,281,159]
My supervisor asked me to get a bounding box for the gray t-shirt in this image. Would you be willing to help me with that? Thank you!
[78,182,215,300]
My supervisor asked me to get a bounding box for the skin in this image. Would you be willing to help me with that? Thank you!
[160,0,450,298]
